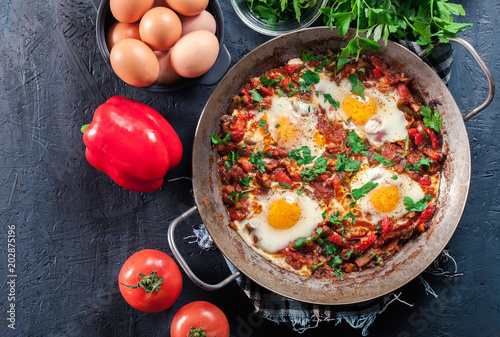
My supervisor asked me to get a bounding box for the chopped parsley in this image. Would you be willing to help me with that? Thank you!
[391,174,398,180]
[328,213,342,225]
[404,194,433,212]
[260,75,283,87]
[287,82,297,97]
[335,153,361,172]
[300,156,327,181]
[250,151,266,173]
[372,154,394,167]
[347,131,369,155]
[227,189,253,204]
[346,250,358,259]
[238,176,253,187]
[333,268,344,280]
[225,151,240,170]
[298,70,320,93]
[258,119,267,129]
[405,155,432,172]
[293,237,307,249]
[248,89,263,102]
[328,254,343,267]
[288,146,315,165]
[351,181,379,200]
[275,124,281,128]
[344,212,357,223]
[211,132,231,145]
[348,73,365,100]
[311,262,324,271]
[323,93,340,108]
[420,106,442,133]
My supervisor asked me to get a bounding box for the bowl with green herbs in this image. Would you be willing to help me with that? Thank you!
[231,0,329,36]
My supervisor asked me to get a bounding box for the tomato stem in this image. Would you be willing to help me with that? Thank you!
[188,328,207,337]
[120,270,163,294]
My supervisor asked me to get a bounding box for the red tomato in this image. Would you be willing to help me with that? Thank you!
[170,301,230,337]
[118,249,182,313]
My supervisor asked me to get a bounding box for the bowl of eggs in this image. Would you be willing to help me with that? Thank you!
[95,0,230,92]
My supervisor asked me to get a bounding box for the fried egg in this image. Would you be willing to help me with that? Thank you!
[234,190,324,253]
[350,166,425,224]
[256,96,324,157]
[314,77,408,145]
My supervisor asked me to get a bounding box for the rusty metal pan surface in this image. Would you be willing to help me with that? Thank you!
[188,27,494,305]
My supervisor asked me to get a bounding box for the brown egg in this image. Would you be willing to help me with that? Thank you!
[179,10,216,37]
[155,50,183,85]
[165,0,208,16]
[110,39,159,87]
[170,30,219,78]
[110,0,154,23]
[106,22,141,51]
[140,7,182,51]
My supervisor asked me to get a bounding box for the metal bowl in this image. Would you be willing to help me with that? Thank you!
[95,0,231,93]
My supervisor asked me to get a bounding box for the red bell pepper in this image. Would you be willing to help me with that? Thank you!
[329,231,349,247]
[82,96,183,193]
[355,233,377,253]
[381,216,393,236]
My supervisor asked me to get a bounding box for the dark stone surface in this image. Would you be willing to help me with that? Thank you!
[0,1,498,336]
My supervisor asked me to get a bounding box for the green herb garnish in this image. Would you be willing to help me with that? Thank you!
[372,154,394,167]
[421,106,443,132]
[405,155,431,172]
[211,132,231,145]
[404,194,432,212]
[349,73,365,100]
[323,93,340,108]
[347,131,369,155]
[335,153,361,172]
[351,181,378,200]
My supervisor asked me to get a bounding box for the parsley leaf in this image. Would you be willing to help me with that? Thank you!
[225,151,240,170]
[335,153,361,172]
[299,70,320,93]
[351,181,379,200]
[372,154,394,167]
[258,119,266,129]
[347,131,369,155]
[260,75,283,87]
[248,89,263,102]
[328,214,342,225]
[328,255,343,267]
[238,176,253,187]
[250,151,266,173]
[323,93,340,108]
[289,146,315,165]
[287,82,297,97]
[404,194,433,212]
[211,132,231,145]
[293,237,307,249]
[323,241,337,256]
[405,156,431,172]
[227,189,254,205]
[349,73,365,100]
[420,106,443,133]
[300,156,327,181]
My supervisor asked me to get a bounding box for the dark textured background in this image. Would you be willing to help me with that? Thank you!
[0,1,499,336]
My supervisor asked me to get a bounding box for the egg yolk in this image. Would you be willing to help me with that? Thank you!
[342,94,377,125]
[275,117,300,149]
[314,131,325,147]
[370,185,399,213]
[267,198,301,229]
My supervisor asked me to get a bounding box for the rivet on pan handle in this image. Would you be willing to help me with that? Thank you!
[167,206,241,291]
[419,37,495,122]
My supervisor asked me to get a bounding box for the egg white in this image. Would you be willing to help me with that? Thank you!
[350,166,425,224]
[313,76,409,145]
[234,190,324,253]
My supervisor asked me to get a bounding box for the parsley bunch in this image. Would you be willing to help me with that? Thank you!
[246,0,319,24]
[321,0,472,60]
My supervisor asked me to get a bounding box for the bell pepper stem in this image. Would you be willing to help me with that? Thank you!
[81,124,90,133]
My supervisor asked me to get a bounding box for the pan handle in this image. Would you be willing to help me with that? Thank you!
[418,37,495,122]
[167,206,241,291]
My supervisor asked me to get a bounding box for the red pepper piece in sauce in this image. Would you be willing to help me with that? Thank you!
[408,128,423,145]
[259,86,273,96]
[419,176,431,187]
[373,68,382,79]
[416,204,435,227]
[279,248,301,261]
[381,217,393,237]
[274,171,294,186]
[424,127,439,150]
[329,231,349,247]
[355,233,377,253]
[284,63,300,74]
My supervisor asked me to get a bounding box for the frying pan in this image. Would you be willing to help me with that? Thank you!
[168,27,495,305]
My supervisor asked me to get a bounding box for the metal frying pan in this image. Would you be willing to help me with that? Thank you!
[168,27,494,305]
